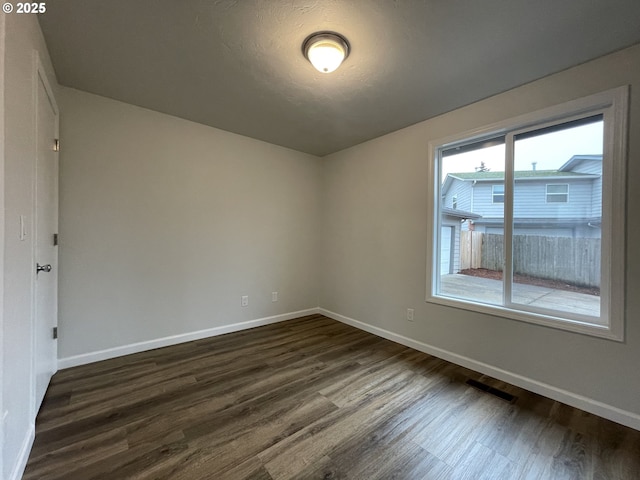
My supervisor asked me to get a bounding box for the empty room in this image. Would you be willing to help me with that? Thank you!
[2,1,640,479]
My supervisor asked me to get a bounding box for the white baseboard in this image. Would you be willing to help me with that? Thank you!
[58,308,319,370]
[9,423,34,480]
[319,308,640,431]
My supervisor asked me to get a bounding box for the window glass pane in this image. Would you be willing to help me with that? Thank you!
[511,119,603,320]
[492,185,505,203]
[547,184,568,194]
[547,194,568,203]
[438,139,505,305]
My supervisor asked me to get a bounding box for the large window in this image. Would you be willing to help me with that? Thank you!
[427,88,627,340]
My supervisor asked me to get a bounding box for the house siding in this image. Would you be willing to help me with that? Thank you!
[568,159,602,217]
[470,179,596,220]
[443,179,472,211]
[443,160,602,239]
[471,182,505,219]
[570,159,601,175]
[591,178,602,218]
[514,179,594,218]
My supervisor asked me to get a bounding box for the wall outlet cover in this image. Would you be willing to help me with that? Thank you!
[407,308,414,322]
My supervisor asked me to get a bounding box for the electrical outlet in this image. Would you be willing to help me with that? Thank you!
[272,292,278,302]
[407,308,414,322]
[241,295,249,307]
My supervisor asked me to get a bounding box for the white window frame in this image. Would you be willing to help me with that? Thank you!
[546,184,569,203]
[492,184,505,204]
[426,87,628,341]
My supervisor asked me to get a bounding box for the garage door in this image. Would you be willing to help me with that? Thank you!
[440,226,453,275]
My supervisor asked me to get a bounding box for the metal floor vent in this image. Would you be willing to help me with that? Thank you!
[466,379,517,403]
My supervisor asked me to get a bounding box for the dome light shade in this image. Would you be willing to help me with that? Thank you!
[303,32,350,73]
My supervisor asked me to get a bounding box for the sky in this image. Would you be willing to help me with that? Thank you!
[441,121,603,181]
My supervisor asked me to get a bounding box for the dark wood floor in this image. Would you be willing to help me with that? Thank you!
[24,314,640,480]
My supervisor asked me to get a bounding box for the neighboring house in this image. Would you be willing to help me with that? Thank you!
[441,154,603,239]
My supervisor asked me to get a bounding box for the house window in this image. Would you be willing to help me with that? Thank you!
[492,185,505,203]
[427,87,628,340]
[452,195,458,209]
[546,184,569,203]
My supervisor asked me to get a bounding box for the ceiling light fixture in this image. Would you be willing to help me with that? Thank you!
[303,32,350,73]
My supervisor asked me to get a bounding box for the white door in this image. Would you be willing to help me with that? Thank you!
[440,226,452,275]
[34,68,58,412]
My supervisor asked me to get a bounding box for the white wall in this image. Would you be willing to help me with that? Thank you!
[2,13,58,480]
[320,44,640,425]
[58,88,321,362]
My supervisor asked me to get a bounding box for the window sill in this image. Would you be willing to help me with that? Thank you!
[426,294,622,341]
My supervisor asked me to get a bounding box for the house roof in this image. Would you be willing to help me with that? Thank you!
[472,217,602,227]
[447,170,594,180]
[441,207,481,220]
[441,168,600,195]
[558,154,603,172]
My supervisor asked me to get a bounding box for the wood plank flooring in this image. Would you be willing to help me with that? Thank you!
[24,314,640,479]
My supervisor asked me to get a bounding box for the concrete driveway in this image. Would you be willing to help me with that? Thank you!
[440,274,601,323]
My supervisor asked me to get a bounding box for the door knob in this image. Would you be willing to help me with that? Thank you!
[37,263,52,273]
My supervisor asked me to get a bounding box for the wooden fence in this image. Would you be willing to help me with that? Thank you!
[460,231,483,269]
[462,232,601,288]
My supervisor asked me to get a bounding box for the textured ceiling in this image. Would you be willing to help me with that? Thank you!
[39,1,640,157]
